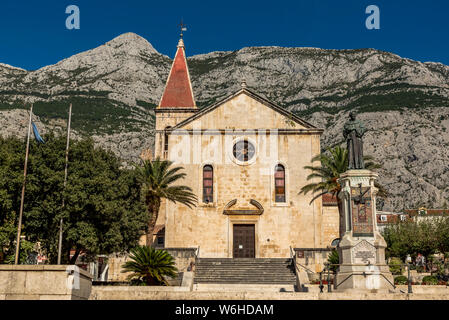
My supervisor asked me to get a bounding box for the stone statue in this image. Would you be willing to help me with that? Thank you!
[343,112,366,170]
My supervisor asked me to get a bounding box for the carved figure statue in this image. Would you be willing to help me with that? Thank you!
[343,112,366,169]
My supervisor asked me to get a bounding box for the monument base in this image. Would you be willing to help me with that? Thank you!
[334,232,395,292]
[334,169,395,292]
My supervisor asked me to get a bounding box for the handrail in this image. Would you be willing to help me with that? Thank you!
[296,263,317,275]
[334,271,396,290]
[290,246,317,275]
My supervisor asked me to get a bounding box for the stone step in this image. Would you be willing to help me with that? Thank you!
[194,275,296,279]
[197,261,291,264]
[195,275,296,280]
[194,281,296,285]
[194,279,296,283]
[193,284,296,292]
[194,272,295,276]
[194,258,296,286]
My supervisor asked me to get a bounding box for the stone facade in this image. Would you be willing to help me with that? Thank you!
[154,88,339,259]
[107,39,340,281]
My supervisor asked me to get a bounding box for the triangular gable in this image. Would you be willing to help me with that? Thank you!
[171,88,318,130]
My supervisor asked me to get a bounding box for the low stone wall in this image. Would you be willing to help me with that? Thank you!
[164,248,197,272]
[89,285,449,300]
[294,248,332,281]
[0,265,92,300]
[396,285,449,294]
[300,284,449,294]
[107,248,196,282]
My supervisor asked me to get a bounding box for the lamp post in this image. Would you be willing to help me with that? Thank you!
[319,271,324,293]
[407,262,413,294]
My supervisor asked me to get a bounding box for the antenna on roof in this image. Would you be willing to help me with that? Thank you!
[178,19,187,38]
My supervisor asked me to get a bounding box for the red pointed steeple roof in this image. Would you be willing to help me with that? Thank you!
[158,39,196,109]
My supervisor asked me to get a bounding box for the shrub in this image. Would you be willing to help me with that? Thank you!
[394,275,408,285]
[327,249,339,272]
[389,257,404,275]
[422,275,438,285]
[121,246,178,286]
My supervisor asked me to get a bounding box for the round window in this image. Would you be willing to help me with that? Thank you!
[233,140,255,162]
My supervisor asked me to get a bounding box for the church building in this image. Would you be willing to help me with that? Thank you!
[151,37,340,263]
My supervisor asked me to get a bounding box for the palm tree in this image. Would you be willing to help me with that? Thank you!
[137,157,197,246]
[122,246,178,286]
[299,145,386,238]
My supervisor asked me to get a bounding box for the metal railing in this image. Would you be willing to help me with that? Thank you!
[289,246,316,275]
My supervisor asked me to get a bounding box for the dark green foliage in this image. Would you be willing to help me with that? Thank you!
[0,134,148,264]
[382,218,449,264]
[299,146,348,203]
[32,98,135,134]
[422,275,438,285]
[299,145,385,237]
[389,257,404,275]
[136,100,157,110]
[121,246,177,286]
[136,158,197,245]
[327,249,339,272]
[0,135,30,263]
[394,275,408,285]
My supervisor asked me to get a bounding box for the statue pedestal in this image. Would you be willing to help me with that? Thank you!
[334,170,395,292]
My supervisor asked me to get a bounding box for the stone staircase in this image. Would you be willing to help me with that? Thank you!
[193,258,297,291]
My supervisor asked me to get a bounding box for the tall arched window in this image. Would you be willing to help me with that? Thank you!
[164,126,171,158]
[275,164,286,203]
[203,165,213,204]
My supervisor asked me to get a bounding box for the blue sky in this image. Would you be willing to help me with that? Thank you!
[0,0,448,70]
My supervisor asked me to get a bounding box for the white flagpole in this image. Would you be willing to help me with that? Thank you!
[58,103,72,265]
[14,104,33,265]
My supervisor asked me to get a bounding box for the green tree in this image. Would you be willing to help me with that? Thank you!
[121,245,178,286]
[0,134,148,264]
[0,135,34,263]
[299,145,385,237]
[382,219,439,266]
[434,216,449,257]
[327,249,339,272]
[136,158,197,246]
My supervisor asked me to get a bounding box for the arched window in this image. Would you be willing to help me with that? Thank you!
[203,165,213,204]
[274,164,286,203]
[164,126,171,158]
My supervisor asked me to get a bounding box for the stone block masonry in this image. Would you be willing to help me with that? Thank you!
[0,265,92,300]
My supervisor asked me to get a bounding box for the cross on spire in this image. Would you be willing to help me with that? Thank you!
[178,19,187,38]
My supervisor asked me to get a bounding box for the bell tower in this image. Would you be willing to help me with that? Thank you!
[154,37,197,159]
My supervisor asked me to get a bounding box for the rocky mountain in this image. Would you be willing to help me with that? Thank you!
[1,32,448,211]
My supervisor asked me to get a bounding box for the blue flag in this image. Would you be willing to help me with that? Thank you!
[31,122,45,144]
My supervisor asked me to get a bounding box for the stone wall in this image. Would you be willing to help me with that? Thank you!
[164,248,197,272]
[294,248,332,276]
[0,265,92,300]
[322,204,340,246]
[89,285,449,300]
[157,92,327,259]
[105,248,197,282]
[107,254,129,282]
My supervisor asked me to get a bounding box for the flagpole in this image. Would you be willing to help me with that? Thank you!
[58,103,72,265]
[14,104,33,265]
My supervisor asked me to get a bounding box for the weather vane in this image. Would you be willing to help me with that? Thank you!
[178,19,187,38]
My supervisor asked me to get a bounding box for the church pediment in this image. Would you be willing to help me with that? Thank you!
[223,199,264,216]
[171,88,320,132]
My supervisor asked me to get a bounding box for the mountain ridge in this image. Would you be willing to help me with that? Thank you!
[1,32,448,211]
